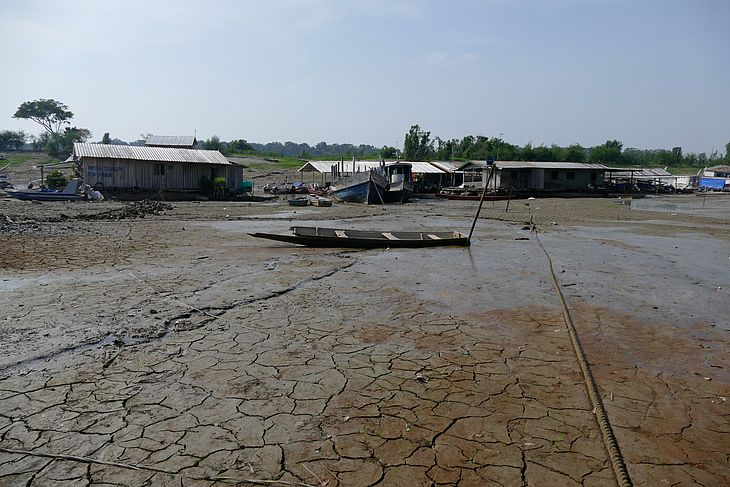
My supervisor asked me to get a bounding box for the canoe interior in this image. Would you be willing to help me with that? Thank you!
[249,226,470,248]
[292,226,463,240]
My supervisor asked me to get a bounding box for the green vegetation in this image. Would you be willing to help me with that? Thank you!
[45,170,67,189]
[402,124,729,168]
[11,99,91,157]
[0,154,61,167]
[241,157,306,171]
[0,130,26,151]
[403,125,434,161]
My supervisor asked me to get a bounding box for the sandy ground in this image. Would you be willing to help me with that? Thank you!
[0,191,729,486]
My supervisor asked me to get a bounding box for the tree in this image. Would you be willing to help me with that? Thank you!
[521,143,536,161]
[228,139,253,153]
[203,135,222,151]
[589,140,623,164]
[403,124,434,161]
[380,146,398,158]
[101,132,111,144]
[13,99,74,135]
[562,144,585,163]
[0,130,26,150]
[43,127,92,157]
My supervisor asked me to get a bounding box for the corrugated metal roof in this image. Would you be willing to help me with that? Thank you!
[611,168,672,178]
[145,135,197,147]
[496,161,609,170]
[407,161,445,174]
[73,143,230,165]
[429,161,460,173]
[457,160,489,171]
[298,160,445,175]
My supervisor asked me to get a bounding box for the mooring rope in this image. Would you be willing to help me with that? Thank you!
[532,226,633,487]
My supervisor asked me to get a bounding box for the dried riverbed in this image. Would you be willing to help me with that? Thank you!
[0,195,728,486]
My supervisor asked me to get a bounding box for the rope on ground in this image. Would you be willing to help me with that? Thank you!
[531,226,633,487]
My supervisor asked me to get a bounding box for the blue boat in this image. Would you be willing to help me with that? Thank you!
[6,180,82,202]
[330,170,388,204]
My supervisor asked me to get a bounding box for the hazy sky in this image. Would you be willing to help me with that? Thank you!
[1,0,728,154]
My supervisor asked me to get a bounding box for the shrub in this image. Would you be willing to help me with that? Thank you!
[46,170,67,189]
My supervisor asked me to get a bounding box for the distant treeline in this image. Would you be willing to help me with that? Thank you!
[199,136,381,159]
[197,126,729,167]
[401,125,730,167]
[3,126,727,168]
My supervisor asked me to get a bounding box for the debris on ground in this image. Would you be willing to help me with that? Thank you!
[61,200,174,221]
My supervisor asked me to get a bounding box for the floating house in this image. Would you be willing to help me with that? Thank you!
[488,161,609,191]
[297,160,446,192]
[609,168,693,190]
[73,143,241,192]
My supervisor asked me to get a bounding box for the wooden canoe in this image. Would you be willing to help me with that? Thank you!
[249,226,470,248]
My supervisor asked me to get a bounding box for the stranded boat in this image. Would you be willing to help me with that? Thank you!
[6,180,83,202]
[249,226,470,249]
[330,170,388,204]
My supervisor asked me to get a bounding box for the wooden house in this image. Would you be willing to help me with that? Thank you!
[489,161,609,191]
[73,143,242,192]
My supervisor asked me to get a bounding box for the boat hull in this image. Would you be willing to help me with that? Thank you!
[6,191,81,202]
[249,226,470,249]
[330,172,388,204]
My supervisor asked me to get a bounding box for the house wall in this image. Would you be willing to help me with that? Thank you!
[495,169,605,191]
[81,158,242,191]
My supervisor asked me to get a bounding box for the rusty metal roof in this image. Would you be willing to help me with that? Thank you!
[145,135,197,147]
[73,143,230,165]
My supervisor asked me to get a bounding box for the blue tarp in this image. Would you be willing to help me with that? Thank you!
[699,177,726,189]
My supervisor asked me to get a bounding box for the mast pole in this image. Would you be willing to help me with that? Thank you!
[467,162,496,243]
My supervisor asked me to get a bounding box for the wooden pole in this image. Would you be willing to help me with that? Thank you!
[467,163,496,242]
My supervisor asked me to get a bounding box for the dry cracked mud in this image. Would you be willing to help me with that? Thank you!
[0,195,728,486]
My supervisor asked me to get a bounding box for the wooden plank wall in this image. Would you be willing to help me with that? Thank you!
[81,158,243,191]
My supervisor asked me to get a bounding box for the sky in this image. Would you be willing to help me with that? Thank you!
[1,0,729,154]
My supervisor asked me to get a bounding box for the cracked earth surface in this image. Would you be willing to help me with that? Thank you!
[1,196,728,486]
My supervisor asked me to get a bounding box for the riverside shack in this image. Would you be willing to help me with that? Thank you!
[73,143,241,193]
[489,161,609,191]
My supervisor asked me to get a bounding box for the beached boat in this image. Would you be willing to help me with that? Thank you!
[437,193,515,201]
[330,170,389,205]
[287,196,310,206]
[310,196,332,207]
[249,226,470,249]
[6,180,82,202]
[383,162,414,203]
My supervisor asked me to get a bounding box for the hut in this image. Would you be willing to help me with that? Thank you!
[608,168,693,190]
[297,160,446,192]
[490,161,609,191]
[73,143,242,193]
[429,161,462,188]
